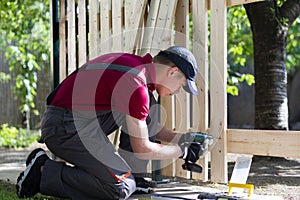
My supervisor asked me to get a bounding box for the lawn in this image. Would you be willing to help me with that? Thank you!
[0,180,151,200]
[0,180,60,200]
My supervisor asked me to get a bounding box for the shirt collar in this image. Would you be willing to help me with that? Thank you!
[141,53,156,92]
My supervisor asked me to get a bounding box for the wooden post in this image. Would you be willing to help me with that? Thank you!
[67,0,77,74]
[78,0,87,67]
[112,0,123,52]
[192,0,209,181]
[210,0,228,183]
[146,0,178,178]
[149,0,177,54]
[100,0,111,54]
[140,0,160,55]
[59,0,67,81]
[89,0,99,59]
[124,0,147,53]
[174,0,190,179]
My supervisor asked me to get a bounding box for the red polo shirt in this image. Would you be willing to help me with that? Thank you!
[49,53,155,121]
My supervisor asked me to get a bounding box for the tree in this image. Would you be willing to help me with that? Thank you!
[244,0,300,130]
[0,0,50,129]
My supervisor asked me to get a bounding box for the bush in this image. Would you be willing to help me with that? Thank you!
[0,124,39,148]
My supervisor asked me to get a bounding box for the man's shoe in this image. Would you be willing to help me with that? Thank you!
[25,148,47,166]
[16,148,49,198]
[134,177,157,194]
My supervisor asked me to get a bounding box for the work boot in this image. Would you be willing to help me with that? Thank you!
[16,148,49,198]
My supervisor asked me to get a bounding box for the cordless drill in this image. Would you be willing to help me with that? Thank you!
[181,132,214,173]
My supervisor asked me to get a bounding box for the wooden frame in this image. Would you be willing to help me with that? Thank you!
[50,0,300,184]
[228,129,300,158]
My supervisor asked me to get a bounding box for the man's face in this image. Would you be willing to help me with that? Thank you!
[156,66,187,96]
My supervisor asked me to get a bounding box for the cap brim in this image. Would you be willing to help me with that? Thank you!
[183,79,198,96]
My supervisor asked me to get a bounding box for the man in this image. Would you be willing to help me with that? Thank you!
[16,46,206,199]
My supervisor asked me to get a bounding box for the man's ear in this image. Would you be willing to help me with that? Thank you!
[168,66,179,76]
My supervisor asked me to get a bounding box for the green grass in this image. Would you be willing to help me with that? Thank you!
[0,180,61,200]
[0,180,151,200]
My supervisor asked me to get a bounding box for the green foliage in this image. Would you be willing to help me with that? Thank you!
[227,6,255,96]
[0,72,11,83]
[0,0,50,118]
[286,17,300,73]
[0,124,38,148]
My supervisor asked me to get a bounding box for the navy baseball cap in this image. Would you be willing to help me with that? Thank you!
[158,46,198,95]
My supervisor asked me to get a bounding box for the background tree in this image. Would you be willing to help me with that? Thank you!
[244,0,300,130]
[0,0,50,130]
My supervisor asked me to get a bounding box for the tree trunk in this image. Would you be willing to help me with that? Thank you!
[245,1,289,130]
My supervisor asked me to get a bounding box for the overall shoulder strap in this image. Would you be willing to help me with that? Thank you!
[81,63,146,82]
[46,63,147,105]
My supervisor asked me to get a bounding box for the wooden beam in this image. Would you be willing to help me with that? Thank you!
[209,0,228,183]
[228,129,300,158]
[67,0,77,74]
[149,0,178,54]
[124,0,147,53]
[174,0,190,179]
[112,0,123,52]
[153,0,178,177]
[89,0,99,59]
[78,0,87,66]
[226,0,264,7]
[100,0,111,54]
[205,0,265,10]
[140,0,160,55]
[59,0,67,81]
[191,0,209,181]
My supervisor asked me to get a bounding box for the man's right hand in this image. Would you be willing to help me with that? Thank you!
[179,142,202,163]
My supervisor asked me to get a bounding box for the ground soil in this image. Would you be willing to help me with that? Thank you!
[1,144,300,200]
[175,155,300,200]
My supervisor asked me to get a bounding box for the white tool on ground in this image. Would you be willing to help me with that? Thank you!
[228,155,254,197]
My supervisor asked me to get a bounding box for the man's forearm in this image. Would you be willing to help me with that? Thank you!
[155,125,182,144]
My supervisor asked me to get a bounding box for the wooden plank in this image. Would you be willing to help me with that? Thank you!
[155,0,178,177]
[191,0,209,181]
[67,0,77,74]
[226,0,264,7]
[112,0,123,52]
[59,0,67,81]
[78,0,87,67]
[205,0,265,9]
[228,129,300,158]
[89,0,99,59]
[124,0,147,53]
[209,0,228,183]
[140,0,160,55]
[160,96,176,177]
[100,0,111,54]
[50,0,54,85]
[150,0,178,54]
[174,0,190,179]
